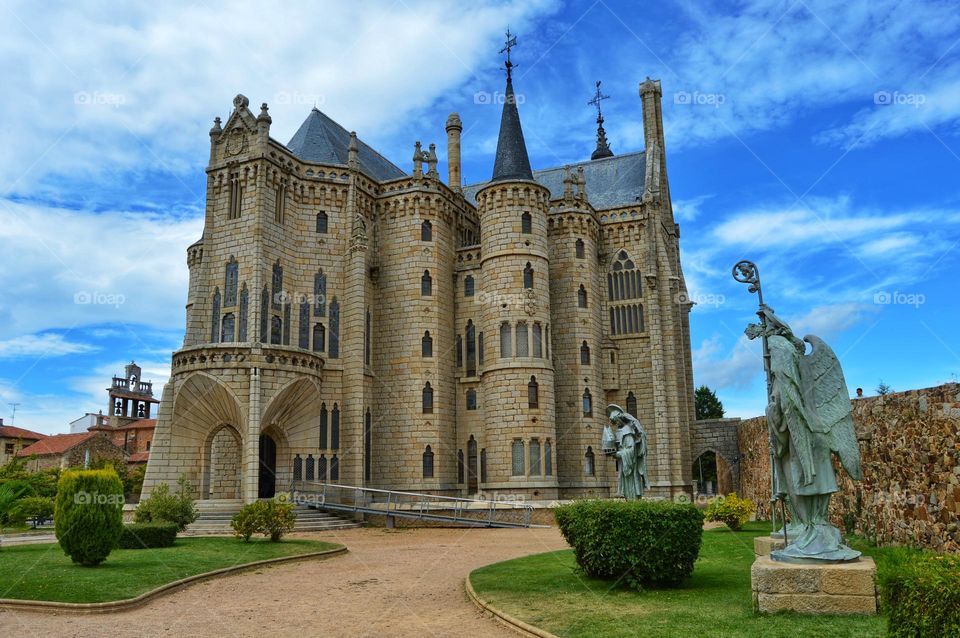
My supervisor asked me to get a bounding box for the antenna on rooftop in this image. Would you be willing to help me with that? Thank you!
[9,402,20,425]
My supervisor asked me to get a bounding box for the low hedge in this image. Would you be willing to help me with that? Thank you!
[555,499,704,589]
[881,553,960,637]
[118,522,178,549]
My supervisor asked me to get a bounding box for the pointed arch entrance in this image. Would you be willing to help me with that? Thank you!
[258,433,278,498]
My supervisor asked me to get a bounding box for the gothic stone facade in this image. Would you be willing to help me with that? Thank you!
[141,77,695,503]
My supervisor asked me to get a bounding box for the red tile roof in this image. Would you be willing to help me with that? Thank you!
[116,419,157,431]
[0,425,48,441]
[17,432,97,457]
[128,451,150,463]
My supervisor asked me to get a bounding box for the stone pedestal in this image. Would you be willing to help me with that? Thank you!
[751,555,878,615]
[753,535,786,555]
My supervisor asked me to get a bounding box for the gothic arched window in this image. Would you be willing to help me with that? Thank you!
[575,238,585,258]
[422,382,433,414]
[270,315,282,345]
[421,270,432,296]
[210,288,221,343]
[516,322,529,356]
[421,331,433,358]
[499,322,512,358]
[331,404,340,448]
[271,261,283,310]
[319,402,328,449]
[578,284,588,308]
[224,258,238,306]
[582,388,593,417]
[580,341,591,365]
[221,312,235,343]
[466,320,476,376]
[532,323,542,358]
[313,323,325,352]
[421,220,432,241]
[316,211,328,233]
[530,439,541,476]
[422,445,434,478]
[314,270,327,316]
[238,285,248,341]
[458,450,465,483]
[523,263,534,289]
[527,376,539,409]
[466,388,477,410]
[521,211,532,234]
[299,301,310,349]
[608,250,641,302]
[544,440,553,476]
[511,440,525,476]
[585,446,595,476]
[627,391,638,417]
[464,275,474,297]
[328,298,340,358]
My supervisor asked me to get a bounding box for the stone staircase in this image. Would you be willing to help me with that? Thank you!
[184,500,360,536]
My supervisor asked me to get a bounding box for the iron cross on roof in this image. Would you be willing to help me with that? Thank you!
[588,80,610,121]
[500,28,518,79]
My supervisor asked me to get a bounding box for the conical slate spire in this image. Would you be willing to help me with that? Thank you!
[491,77,533,182]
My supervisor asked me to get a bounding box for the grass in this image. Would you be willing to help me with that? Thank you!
[0,537,341,603]
[470,522,917,638]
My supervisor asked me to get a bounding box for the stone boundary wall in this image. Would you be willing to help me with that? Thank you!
[737,383,960,553]
[690,418,741,494]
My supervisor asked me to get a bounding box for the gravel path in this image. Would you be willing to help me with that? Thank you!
[1,525,567,638]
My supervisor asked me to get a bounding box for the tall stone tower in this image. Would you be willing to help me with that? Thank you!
[475,69,559,499]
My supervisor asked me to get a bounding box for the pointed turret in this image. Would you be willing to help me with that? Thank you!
[491,76,533,182]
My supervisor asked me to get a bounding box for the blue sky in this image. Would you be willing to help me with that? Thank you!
[1,0,958,434]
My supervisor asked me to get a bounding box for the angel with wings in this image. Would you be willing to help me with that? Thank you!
[748,307,863,562]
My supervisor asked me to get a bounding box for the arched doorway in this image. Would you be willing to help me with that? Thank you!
[692,450,718,497]
[258,434,277,499]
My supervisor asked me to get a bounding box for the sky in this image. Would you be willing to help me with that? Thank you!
[0,0,958,434]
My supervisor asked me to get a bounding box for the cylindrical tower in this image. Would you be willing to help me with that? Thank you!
[445,113,462,192]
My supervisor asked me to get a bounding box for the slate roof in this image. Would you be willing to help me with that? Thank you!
[491,77,533,182]
[463,150,647,210]
[0,425,47,441]
[17,432,96,457]
[286,108,407,182]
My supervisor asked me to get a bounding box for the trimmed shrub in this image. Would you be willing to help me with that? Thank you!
[0,480,31,526]
[231,502,263,542]
[8,496,54,527]
[881,553,960,637]
[231,500,296,542]
[704,492,754,531]
[54,469,124,566]
[555,499,704,589]
[134,475,198,531]
[118,522,178,549]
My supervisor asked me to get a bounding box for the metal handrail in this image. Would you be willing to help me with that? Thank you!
[288,480,534,528]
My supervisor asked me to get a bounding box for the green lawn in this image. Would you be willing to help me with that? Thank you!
[0,537,341,603]
[470,522,914,638]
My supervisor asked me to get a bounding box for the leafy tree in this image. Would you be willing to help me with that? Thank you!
[695,385,725,420]
[876,380,893,396]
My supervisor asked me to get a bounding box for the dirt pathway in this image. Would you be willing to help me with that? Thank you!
[1,525,567,638]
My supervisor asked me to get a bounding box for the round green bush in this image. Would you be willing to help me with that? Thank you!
[118,522,178,549]
[555,499,704,589]
[704,492,754,531]
[231,500,296,542]
[54,469,124,566]
[133,475,198,532]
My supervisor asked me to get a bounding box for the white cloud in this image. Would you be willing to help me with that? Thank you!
[693,334,764,391]
[0,199,202,340]
[0,0,559,193]
[673,194,713,222]
[0,332,96,358]
[789,303,877,340]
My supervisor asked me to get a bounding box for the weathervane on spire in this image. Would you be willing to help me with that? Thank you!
[589,80,613,160]
[588,80,610,121]
[500,27,518,80]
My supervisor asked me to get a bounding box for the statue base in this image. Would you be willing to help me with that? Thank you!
[751,555,877,615]
[753,535,786,555]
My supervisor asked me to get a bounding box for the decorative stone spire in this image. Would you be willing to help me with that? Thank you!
[209,116,222,138]
[257,102,272,125]
[562,166,574,204]
[588,81,613,160]
[348,131,359,170]
[412,141,425,179]
[491,30,533,182]
[426,143,438,180]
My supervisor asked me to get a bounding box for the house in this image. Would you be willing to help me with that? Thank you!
[17,431,126,472]
[0,419,47,466]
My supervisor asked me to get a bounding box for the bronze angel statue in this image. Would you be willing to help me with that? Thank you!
[603,405,648,500]
[747,306,862,562]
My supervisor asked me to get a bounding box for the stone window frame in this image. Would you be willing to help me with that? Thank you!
[585,446,595,476]
[421,330,433,358]
[521,211,532,234]
[580,340,591,365]
[523,262,534,289]
[224,257,239,307]
[527,375,539,409]
[421,220,432,242]
[422,382,434,414]
[544,439,553,476]
[464,274,474,297]
[575,238,585,259]
[529,439,541,476]
[466,388,477,410]
[422,445,435,478]
[582,388,593,417]
[578,284,588,308]
[221,312,235,343]
[313,323,325,352]
[627,391,638,416]
[511,439,525,476]
[499,322,512,358]
[516,322,529,357]
[421,270,433,296]
[316,211,329,234]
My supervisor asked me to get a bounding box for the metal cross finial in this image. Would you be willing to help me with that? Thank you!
[588,80,610,121]
[500,28,518,79]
